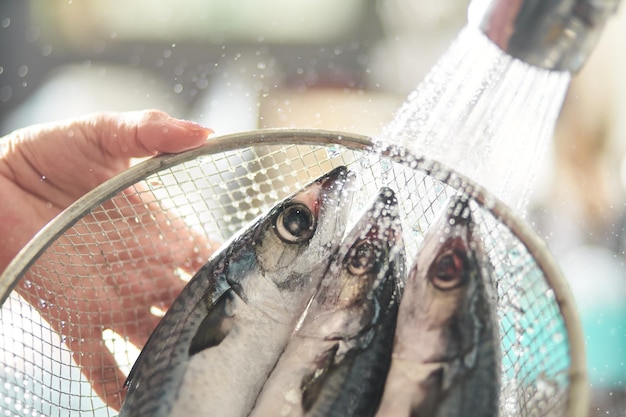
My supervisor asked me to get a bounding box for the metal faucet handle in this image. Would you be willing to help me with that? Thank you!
[469,0,621,72]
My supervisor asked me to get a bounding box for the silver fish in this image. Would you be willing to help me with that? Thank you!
[249,187,405,417]
[120,166,354,417]
[375,197,500,417]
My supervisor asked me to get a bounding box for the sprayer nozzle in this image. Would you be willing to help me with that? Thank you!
[469,0,621,73]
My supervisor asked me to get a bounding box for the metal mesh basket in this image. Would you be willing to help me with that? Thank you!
[0,129,587,417]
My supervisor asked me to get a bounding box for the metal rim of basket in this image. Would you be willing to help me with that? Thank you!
[0,128,588,416]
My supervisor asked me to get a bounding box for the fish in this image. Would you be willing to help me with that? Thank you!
[119,166,354,417]
[249,187,405,417]
[375,196,500,417]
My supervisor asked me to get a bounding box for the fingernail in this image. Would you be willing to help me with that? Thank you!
[170,117,213,136]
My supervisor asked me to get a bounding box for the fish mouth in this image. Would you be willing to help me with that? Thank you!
[288,166,351,222]
[319,166,351,193]
[445,197,472,227]
[436,197,473,250]
[316,165,354,225]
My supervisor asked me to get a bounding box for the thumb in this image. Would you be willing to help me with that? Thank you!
[88,109,213,158]
[0,110,212,211]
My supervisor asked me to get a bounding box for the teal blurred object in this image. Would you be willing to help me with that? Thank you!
[560,245,626,388]
[582,306,626,387]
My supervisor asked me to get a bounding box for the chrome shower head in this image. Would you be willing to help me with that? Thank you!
[469,0,621,72]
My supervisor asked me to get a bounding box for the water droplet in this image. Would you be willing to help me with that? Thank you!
[325,145,341,159]
[38,299,47,309]
[173,84,183,94]
[1,18,10,28]
[148,179,163,188]
[23,280,32,289]
[0,85,11,103]
[40,175,46,181]
[411,223,423,237]
[197,77,209,89]
[380,158,392,173]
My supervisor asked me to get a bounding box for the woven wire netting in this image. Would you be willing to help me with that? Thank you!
[0,130,584,417]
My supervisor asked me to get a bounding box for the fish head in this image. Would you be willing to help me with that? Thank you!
[337,187,403,307]
[309,187,404,335]
[252,166,354,291]
[402,197,493,364]
[413,201,475,323]
[390,197,501,416]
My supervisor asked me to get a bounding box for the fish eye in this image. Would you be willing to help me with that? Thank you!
[348,240,382,276]
[274,203,316,244]
[431,250,468,290]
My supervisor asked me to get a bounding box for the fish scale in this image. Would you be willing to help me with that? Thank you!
[375,196,500,417]
[119,166,353,417]
[172,287,301,417]
[121,268,228,416]
[249,187,405,417]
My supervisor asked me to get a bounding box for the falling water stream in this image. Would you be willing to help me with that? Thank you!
[379,24,571,214]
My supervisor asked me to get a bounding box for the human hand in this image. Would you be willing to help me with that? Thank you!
[0,110,217,410]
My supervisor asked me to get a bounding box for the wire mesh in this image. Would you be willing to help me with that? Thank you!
[0,129,586,417]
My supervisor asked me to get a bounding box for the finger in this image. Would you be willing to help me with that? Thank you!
[3,110,212,207]
[93,109,213,157]
[105,292,166,350]
[93,182,218,262]
[100,185,218,283]
[69,336,127,411]
[111,313,163,350]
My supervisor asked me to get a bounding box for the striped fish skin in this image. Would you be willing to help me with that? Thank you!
[249,187,405,417]
[375,197,500,417]
[119,166,353,417]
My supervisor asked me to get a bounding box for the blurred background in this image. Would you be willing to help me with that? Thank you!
[1,0,624,415]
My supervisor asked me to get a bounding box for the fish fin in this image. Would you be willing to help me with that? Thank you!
[123,266,225,390]
[411,366,444,417]
[226,276,249,304]
[189,289,236,355]
[301,343,340,411]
